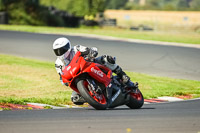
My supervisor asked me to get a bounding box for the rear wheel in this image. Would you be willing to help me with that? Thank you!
[77,79,108,110]
[126,88,144,109]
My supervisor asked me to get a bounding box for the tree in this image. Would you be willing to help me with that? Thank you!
[189,0,200,10]
[106,0,128,9]
[177,0,189,10]
[161,0,178,10]
[40,0,106,17]
[40,0,70,11]
[67,0,106,16]
[148,0,160,8]
[1,0,65,26]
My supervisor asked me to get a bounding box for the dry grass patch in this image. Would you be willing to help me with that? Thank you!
[0,54,72,105]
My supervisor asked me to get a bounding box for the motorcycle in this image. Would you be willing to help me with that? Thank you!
[61,51,144,110]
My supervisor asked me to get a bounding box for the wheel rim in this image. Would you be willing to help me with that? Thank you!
[83,81,107,105]
[129,90,143,101]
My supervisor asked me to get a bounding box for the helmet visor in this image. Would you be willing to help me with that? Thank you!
[54,43,70,56]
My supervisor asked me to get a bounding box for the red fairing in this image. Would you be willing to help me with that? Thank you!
[61,51,112,92]
[84,64,111,87]
[61,51,82,83]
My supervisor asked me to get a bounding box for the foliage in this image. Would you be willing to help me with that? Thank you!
[189,0,200,10]
[1,0,65,26]
[2,0,200,26]
[105,0,128,9]
[40,0,69,11]
[40,0,200,11]
[7,2,45,25]
[40,0,106,17]
[123,0,200,11]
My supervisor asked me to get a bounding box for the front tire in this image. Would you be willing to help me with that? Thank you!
[77,79,108,110]
[126,88,144,109]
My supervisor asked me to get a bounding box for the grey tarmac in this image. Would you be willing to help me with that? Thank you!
[0,99,200,133]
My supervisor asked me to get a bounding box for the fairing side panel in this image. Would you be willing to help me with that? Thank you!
[84,65,111,87]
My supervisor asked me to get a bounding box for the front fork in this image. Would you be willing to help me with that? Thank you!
[86,79,103,95]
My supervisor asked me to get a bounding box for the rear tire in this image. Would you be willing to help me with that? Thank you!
[126,88,144,109]
[77,79,108,110]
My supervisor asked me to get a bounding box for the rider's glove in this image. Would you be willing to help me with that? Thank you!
[102,55,116,64]
[89,47,98,58]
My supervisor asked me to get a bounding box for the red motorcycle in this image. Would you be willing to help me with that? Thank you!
[61,51,144,110]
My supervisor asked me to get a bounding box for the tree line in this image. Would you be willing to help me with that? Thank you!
[0,0,200,26]
[0,0,66,26]
[40,0,200,13]
[122,0,200,11]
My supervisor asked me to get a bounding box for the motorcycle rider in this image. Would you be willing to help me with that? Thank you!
[53,37,132,106]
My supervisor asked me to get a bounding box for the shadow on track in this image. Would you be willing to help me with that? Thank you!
[86,107,155,111]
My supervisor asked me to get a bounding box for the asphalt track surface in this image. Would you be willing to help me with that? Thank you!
[0,99,200,133]
[0,30,200,81]
[0,30,200,133]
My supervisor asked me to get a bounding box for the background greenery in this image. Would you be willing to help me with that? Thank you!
[0,0,65,26]
[1,0,200,26]
[40,0,200,11]
[122,0,200,11]
[40,0,106,17]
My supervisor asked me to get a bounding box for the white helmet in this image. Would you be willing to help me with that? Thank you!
[53,37,71,58]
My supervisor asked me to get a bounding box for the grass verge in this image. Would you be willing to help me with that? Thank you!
[0,54,72,106]
[0,54,200,106]
[0,24,200,44]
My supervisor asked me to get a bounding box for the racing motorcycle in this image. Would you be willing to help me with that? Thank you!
[61,51,144,110]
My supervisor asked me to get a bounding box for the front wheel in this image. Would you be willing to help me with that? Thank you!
[126,88,144,109]
[77,79,108,110]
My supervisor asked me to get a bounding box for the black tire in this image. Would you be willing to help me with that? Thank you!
[77,79,108,110]
[126,88,144,109]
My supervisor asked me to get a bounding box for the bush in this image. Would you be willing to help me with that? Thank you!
[8,3,45,25]
[2,0,65,26]
[46,13,65,27]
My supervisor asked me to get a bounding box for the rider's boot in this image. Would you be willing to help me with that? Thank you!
[114,66,130,83]
[113,66,136,88]
[100,55,130,85]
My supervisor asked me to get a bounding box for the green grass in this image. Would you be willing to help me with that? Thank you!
[0,54,72,106]
[127,72,200,99]
[0,54,200,106]
[0,24,200,44]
